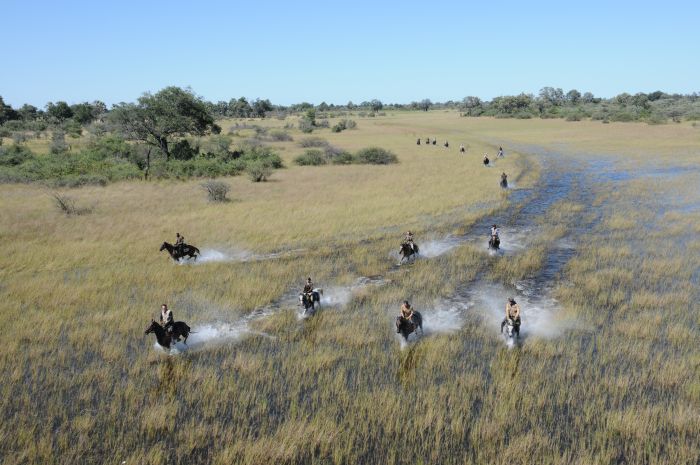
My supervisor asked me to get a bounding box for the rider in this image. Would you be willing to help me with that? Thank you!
[397,301,414,332]
[501,297,521,335]
[303,277,314,295]
[403,231,415,251]
[160,303,174,335]
[483,154,490,165]
[501,172,508,184]
[459,144,465,153]
[175,233,185,255]
[498,146,504,157]
[491,224,500,240]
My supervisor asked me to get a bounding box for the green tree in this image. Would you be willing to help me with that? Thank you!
[370,99,383,112]
[461,96,483,116]
[229,97,253,117]
[45,101,73,121]
[0,96,19,124]
[566,89,581,104]
[18,104,39,121]
[252,99,272,118]
[418,99,432,112]
[71,102,97,125]
[109,86,218,160]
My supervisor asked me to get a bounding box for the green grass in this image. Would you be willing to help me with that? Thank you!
[1,113,699,464]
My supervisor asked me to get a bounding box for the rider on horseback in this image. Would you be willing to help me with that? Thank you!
[498,146,504,157]
[501,172,508,184]
[483,154,490,165]
[459,144,465,153]
[175,233,185,255]
[303,277,314,296]
[501,297,521,335]
[160,303,174,335]
[397,301,414,332]
[491,224,500,241]
[403,231,415,252]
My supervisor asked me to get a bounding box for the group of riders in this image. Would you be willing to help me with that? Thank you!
[157,141,521,342]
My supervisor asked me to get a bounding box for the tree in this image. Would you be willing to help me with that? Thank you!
[229,97,253,117]
[346,101,356,110]
[539,87,565,106]
[251,99,272,118]
[418,99,432,112]
[109,86,218,160]
[71,102,97,125]
[566,89,581,104]
[18,104,38,121]
[317,101,330,112]
[370,99,383,112]
[461,96,483,116]
[45,101,73,121]
[0,96,19,124]
[581,92,596,103]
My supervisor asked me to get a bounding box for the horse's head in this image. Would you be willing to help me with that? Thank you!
[159,242,167,252]
[145,319,158,334]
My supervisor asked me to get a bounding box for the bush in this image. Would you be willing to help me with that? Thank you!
[294,149,327,166]
[353,147,398,165]
[50,130,69,154]
[298,118,314,133]
[0,144,35,166]
[268,130,293,141]
[298,137,328,148]
[331,151,354,165]
[201,180,230,202]
[647,113,668,125]
[52,192,92,215]
[171,139,198,160]
[246,161,272,182]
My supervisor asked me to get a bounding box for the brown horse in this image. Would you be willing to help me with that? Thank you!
[145,320,192,349]
[160,242,200,262]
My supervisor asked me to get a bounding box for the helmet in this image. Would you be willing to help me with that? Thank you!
[403,300,410,307]
[307,277,312,282]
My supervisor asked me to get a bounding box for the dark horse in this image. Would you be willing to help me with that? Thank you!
[483,157,490,166]
[489,235,500,250]
[500,177,508,189]
[160,242,200,262]
[145,320,192,349]
[399,242,419,263]
[396,311,423,341]
[299,289,323,316]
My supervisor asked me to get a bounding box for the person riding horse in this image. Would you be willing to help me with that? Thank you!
[397,301,414,332]
[444,140,449,148]
[416,138,421,145]
[497,146,504,158]
[483,155,490,166]
[175,233,185,256]
[403,231,416,252]
[501,298,521,336]
[501,172,508,187]
[160,303,174,335]
[459,144,465,153]
[303,277,314,296]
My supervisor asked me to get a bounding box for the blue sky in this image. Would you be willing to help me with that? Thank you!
[2,0,699,107]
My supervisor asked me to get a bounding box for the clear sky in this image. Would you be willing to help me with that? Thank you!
[2,0,699,107]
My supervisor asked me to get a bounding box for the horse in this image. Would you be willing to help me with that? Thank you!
[501,318,520,341]
[432,139,437,145]
[399,242,419,263]
[483,157,490,166]
[489,235,500,250]
[299,289,323,315]
[396,311,423,341]
[160,242,200,262]
[416,138,421,145]
[145,320,192,349]
[500,177,508,188]
[444,141,449,148]
[460,145,466,153]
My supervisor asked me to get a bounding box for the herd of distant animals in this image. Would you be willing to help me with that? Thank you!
[147,139,514,350]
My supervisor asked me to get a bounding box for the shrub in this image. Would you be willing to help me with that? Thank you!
[294,149,327,166]
[50,130,69,154]
[298,118,314,133]
[647,113,668,125]
[52,192,92,215]
[0,144,35,166]
[331,151,354,165]
[298,137,328,148]
[268,130,293,141]
[246,160,272,182]
[353,147,398,165]
[171,139,198,160]
[201,180,231,202]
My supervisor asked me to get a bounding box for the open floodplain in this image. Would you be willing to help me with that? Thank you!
[1,113,699,464]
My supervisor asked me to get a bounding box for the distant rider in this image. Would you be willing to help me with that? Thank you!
[417,138,421,145]
[497,146,504,157]
[483,154,490,165]
[501,172,508,185]
[175,233,185,255]
[160,303,174,335]
[491,224,500,240]
[501,298,521,335]
[459,144,465,153]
